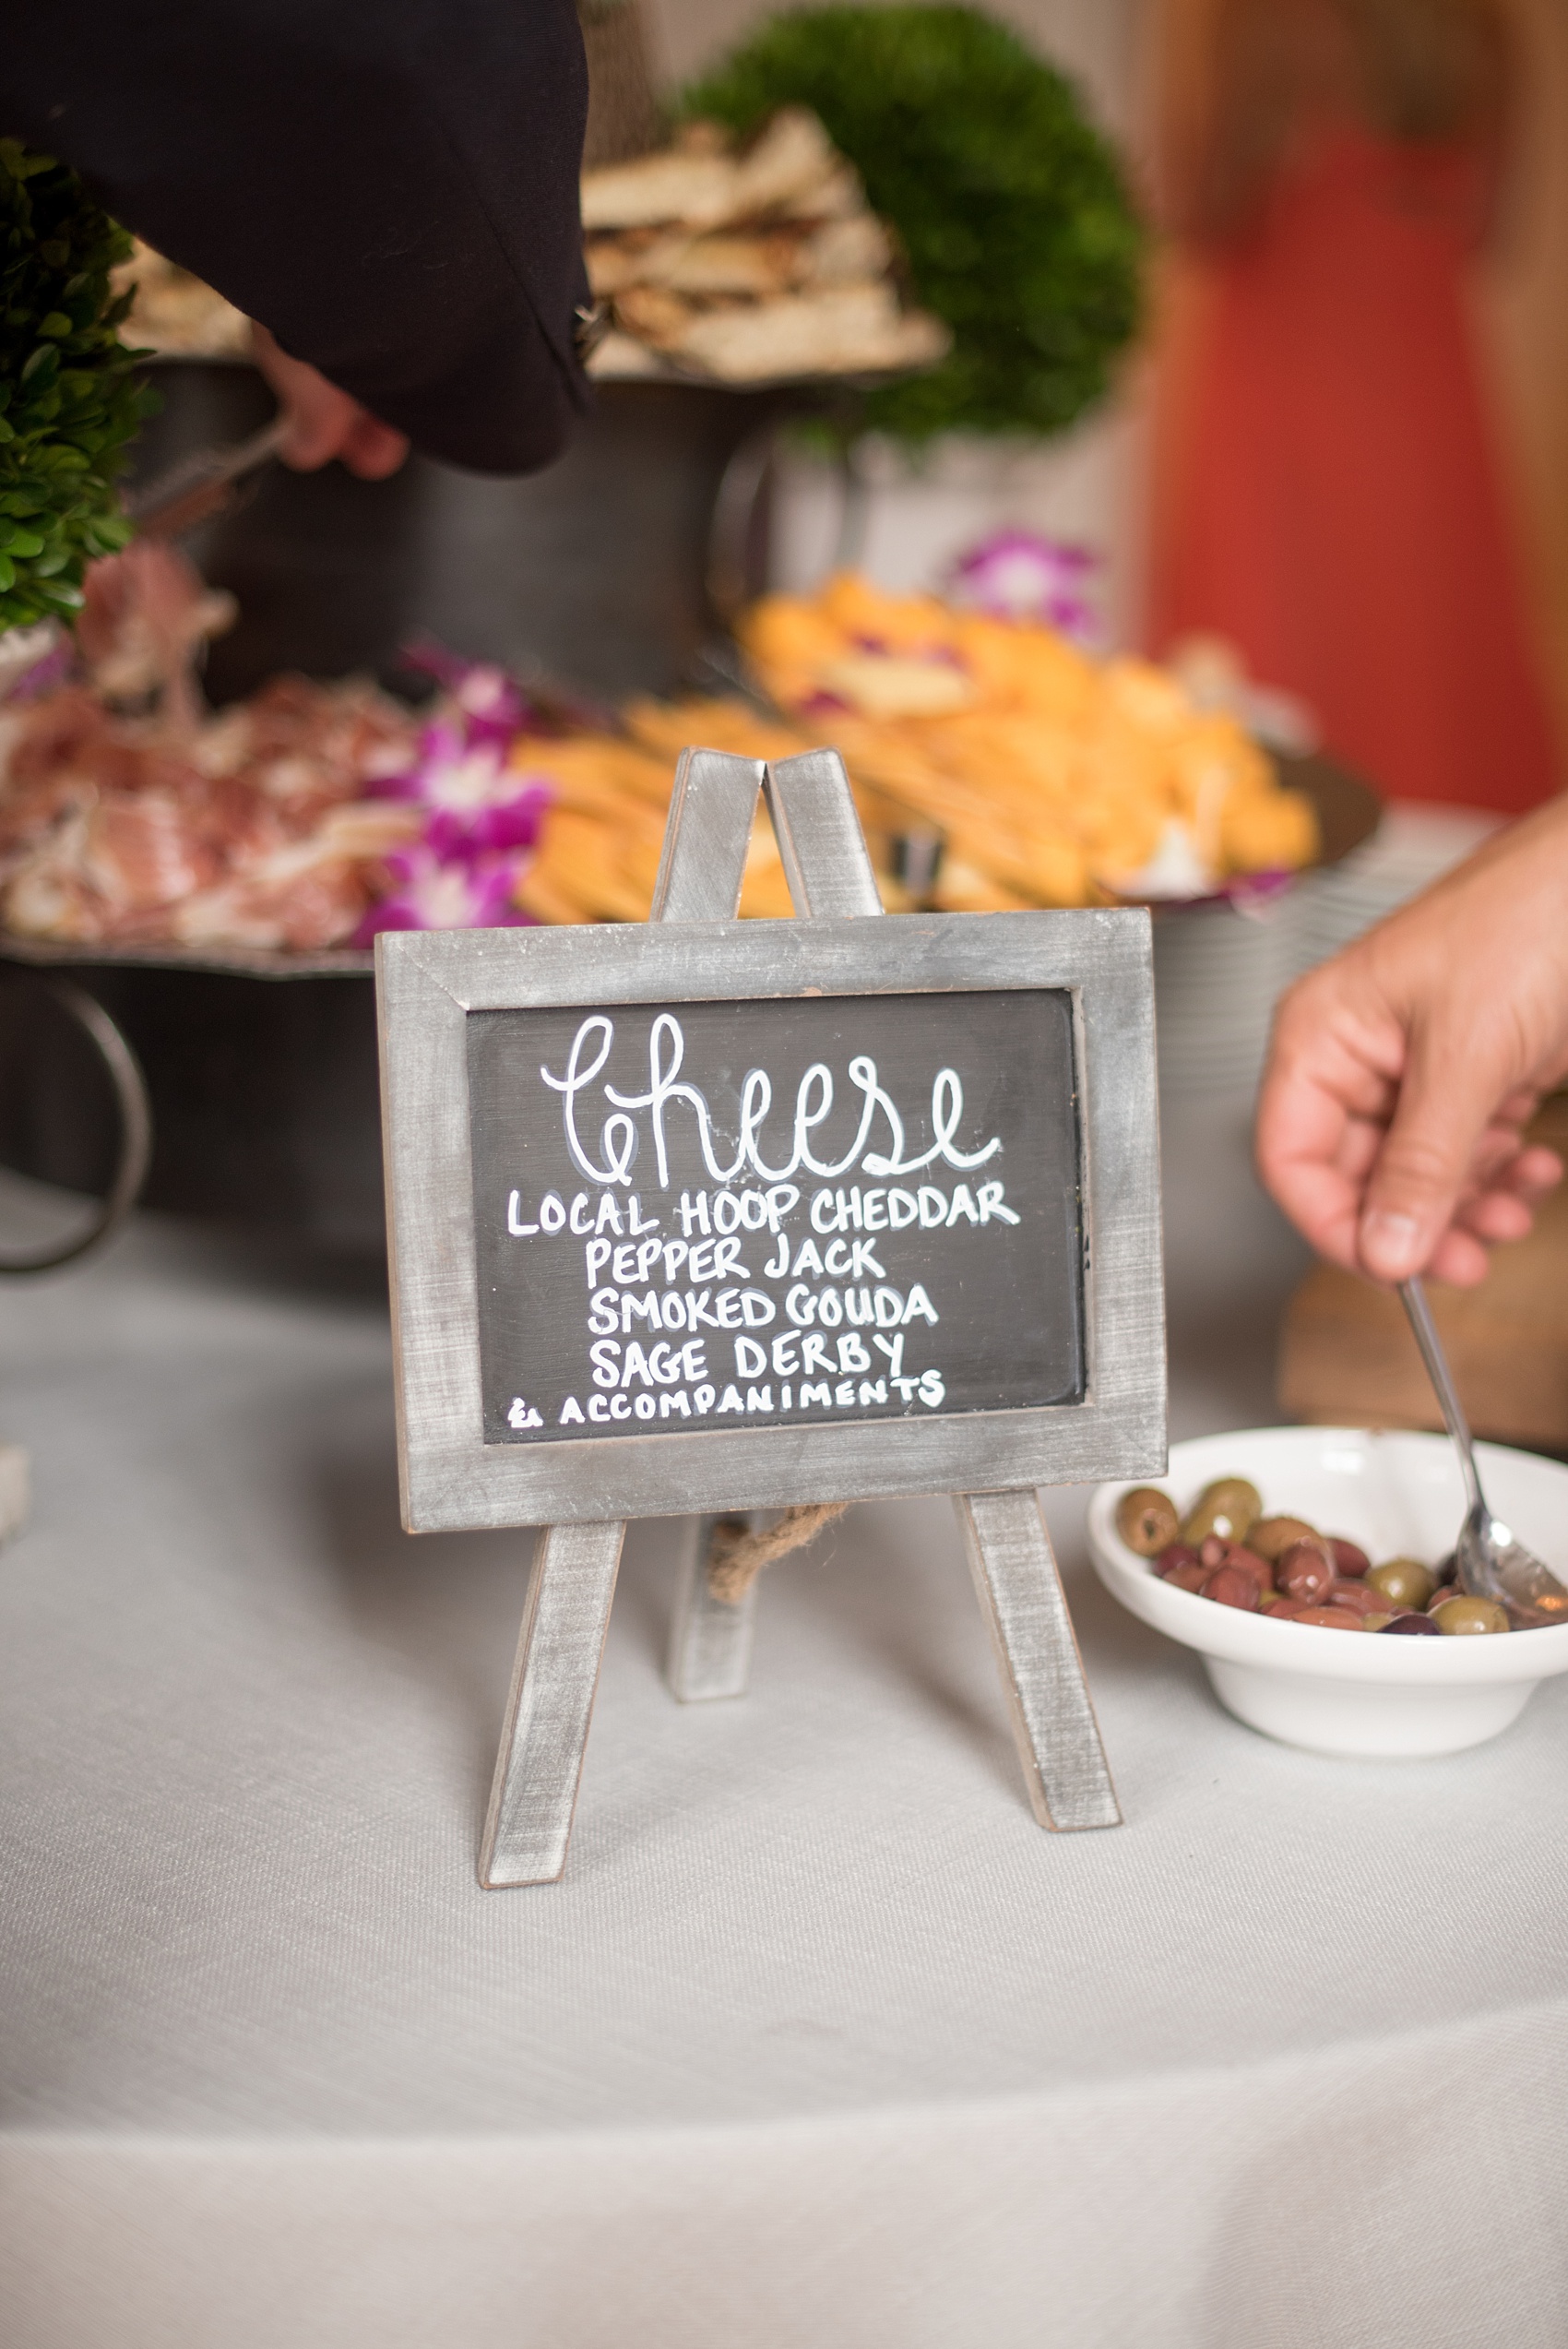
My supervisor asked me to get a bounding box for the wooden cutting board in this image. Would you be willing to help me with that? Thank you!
[1278,1097,1568,1451]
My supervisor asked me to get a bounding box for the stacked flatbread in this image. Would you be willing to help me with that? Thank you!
[583,110,949,385]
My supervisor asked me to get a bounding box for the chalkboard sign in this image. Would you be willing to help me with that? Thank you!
[467,986,1083,1448]
[376,906,1162,1533]
[377,748,1165,1886]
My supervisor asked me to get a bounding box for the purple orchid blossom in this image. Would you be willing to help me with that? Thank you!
[354,644,556,934]
[366,724,515,812]
[949,530,1103,649]
[10,639,73,702]
[353,845,536,945]
[398,638,531,749]
[422,781,551,865]
[366,721,550,840]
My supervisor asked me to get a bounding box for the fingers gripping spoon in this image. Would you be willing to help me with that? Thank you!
[1398,1277,1568,1628]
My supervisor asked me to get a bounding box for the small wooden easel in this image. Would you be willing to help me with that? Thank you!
[478,749,1122,1887]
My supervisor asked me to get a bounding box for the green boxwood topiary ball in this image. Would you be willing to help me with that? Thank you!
[684,4,1145,442]
[0,139,156,632]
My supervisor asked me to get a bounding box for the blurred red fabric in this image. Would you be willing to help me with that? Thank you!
[1149,125,1559,812]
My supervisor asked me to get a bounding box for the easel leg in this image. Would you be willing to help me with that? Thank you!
[667,1514,758,1701]
[479,1520,626,1888]
[956,1489,1122,1832]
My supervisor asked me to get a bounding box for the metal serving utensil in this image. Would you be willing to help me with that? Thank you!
[124,414,289,540]
[1398,1276,1568,1627]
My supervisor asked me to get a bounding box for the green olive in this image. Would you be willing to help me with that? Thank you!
[1181,1477,1263,1546]
[1430,1595,1510,1636]
[1366,1557,1435,1613]
[1249,1514,1319,1563]
[1115,1485,1180,1556]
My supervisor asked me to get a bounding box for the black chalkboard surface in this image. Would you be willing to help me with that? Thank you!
[467,987,1083,1446]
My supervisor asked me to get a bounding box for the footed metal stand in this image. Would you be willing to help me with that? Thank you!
[478,747,1121,1887]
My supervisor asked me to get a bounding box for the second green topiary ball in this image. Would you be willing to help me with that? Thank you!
[684,4,1145,443]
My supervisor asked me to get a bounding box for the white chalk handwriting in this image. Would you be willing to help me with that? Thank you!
[540,1012,1001,1190]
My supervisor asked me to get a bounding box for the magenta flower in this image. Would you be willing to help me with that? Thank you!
[355,643,556,934]
[1,631,73,704]
[422,781,551,865]
[949,530,1102,648]
[353,846,536,944]
[399,638,530,748]
[366,723,509,810]
[345,643,561,935]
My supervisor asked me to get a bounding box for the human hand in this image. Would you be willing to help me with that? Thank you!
[1256,795,1568,1287]
[250,324,410,480]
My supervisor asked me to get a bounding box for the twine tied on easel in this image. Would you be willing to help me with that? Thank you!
[706,1503,849,1604]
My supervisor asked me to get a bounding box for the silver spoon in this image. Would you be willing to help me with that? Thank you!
[1398,1276,1568,1627]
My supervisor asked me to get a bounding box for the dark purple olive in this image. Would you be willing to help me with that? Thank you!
[1157,1542,1202,1578]
[1380,1611,1443,1636]
[1202,1562,1261,1611]
[1277,1538,1336,1605]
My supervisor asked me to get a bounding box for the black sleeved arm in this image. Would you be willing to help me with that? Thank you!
[1,0,592,474]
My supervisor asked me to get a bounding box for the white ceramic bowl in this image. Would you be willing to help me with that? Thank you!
[1088,1427,1568,1757]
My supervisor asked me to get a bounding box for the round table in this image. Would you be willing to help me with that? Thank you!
[2,1096,1565,2347]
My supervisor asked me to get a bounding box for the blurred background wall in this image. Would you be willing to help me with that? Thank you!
[1474,0,1568,763]
[646,0,1147,125]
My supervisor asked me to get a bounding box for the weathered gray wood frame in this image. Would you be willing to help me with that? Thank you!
[376,913,1164,1531]
[377,747,1161,1882]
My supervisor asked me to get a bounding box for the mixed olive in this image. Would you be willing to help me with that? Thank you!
[1114,1478,1514,1635]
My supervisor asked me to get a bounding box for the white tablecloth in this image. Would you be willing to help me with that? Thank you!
[3,1101,1566,2348]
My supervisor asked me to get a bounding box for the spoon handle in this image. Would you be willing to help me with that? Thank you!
[1398,1277,1485,1518]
